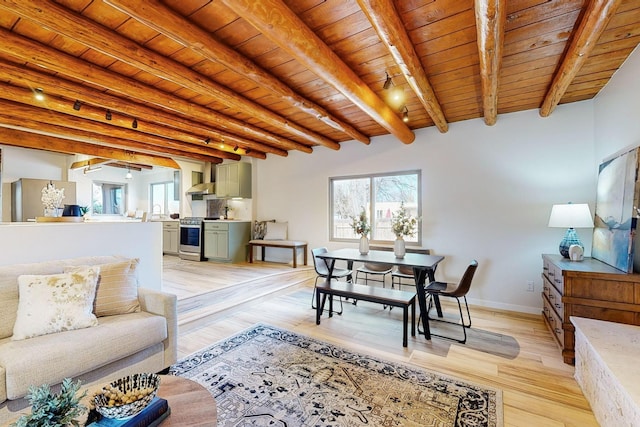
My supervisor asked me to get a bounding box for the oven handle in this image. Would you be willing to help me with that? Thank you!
[179,224,201,229]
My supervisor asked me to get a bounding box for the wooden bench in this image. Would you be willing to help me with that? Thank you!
[248,239,308,268]
[315,280,416,347]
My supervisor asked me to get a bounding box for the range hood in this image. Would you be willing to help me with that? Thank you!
[186,182,215,195]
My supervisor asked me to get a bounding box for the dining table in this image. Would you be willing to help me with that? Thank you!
[316,248,445,340]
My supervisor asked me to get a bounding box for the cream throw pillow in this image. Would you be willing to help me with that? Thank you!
[264,222,288,240]
[12,267,100,341]
[66,259,140,317]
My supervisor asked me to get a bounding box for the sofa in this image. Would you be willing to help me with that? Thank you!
[0,255,177,404]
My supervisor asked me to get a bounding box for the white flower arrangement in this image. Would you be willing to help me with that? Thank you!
[41,182,65,210]
[391,202,419,238]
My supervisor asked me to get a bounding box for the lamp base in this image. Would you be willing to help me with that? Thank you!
[559,228,583,258]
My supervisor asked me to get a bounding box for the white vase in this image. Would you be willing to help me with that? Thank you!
[359,236,369,255]
[394,237,406,258]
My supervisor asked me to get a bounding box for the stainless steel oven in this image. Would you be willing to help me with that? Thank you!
[179,217,205,261]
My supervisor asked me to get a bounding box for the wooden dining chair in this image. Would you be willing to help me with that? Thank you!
[310,247,352,314]
[424,260,478,344]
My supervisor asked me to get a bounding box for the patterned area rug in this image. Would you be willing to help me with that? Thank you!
[169,324,503,426]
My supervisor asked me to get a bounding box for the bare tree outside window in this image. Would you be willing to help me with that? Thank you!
[330,171,421,244]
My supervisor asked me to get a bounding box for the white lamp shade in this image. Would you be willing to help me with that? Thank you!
[548,203,594,228]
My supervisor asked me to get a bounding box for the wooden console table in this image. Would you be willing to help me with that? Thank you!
[541,254,640,364]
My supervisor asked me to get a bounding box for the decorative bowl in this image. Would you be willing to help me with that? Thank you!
[93,373,160,419]
[169,213,179,219]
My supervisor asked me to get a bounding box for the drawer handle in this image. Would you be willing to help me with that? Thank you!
[548,315,554,322]
[548,294,554,300]
[543,286,549,291]
[555,303,562,309]
[555,328,562,334]
[549,272,554,277]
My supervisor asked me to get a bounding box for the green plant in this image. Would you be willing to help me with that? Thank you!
[11,378,87,427]
[391,202,419,238]
[350,207,370,237]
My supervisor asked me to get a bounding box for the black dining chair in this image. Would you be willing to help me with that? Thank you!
[424,260,478,344]
[310,247,352,314]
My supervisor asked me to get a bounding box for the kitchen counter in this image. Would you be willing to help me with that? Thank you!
[202,219,250,223]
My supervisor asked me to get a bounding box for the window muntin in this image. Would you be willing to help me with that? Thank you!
[330,170,421,244]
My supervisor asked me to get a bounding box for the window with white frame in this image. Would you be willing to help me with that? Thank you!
[150,181,179,217]
[330,170,421,243]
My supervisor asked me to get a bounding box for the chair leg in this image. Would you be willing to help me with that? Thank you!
[425,293,468,344]
[311,276,343,315]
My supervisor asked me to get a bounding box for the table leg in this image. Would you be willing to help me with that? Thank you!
[328,293,334,317]
[315,288,322,325]
[292,247,297,268]
[261,246,266,261]
[303,245,308,266]
[413,267,431,340]
[426,267,443,318]
[411,298,415,337]
[402,305,408,347]
[249,244,254,263]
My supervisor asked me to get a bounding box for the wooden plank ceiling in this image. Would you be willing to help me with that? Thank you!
[0,0,638,168]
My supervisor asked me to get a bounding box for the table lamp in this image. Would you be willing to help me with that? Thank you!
[548,203,594,259]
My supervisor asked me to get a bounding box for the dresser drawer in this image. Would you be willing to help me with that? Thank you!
[547,283,564,319]
[163,222,178,230]
[548,263,564,293]
[543,297,564,345]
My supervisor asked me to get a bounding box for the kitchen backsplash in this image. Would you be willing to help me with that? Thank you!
[207,199,227,218]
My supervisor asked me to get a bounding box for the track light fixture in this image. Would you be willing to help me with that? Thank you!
[105,110,112,120]
[245,149,251,155]
[204,138,211,145]
[73,100,82,111]
[125,166,133,179]
[383,72,393,90]
[34,88,45,101]
[233,145,239,152]
[132,118,138,129]
[83,165,102,174]
[402,106,409,123]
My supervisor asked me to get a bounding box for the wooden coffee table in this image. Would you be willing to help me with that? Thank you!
[154,375,217,426]
[83,375,217,426]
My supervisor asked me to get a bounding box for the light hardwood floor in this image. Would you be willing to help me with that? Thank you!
[163,256,598,427]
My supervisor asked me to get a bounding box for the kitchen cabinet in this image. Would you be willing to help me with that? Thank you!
[541,254,640,364]
[216,162,251,198]
[162,221,179,255]
[11,178,77,221]
[204,221,251,263]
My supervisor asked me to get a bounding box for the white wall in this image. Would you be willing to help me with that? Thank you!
[594,45,640,161]
[255,103,597,314]
[0,221,162,289]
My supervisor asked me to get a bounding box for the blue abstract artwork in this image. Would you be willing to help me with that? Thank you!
[592,148,639,273]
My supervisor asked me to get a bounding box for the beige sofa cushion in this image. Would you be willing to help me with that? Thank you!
[66,259,140,317]
[0,256,131,340]
[12,267,100,340]
[0,311,167,400]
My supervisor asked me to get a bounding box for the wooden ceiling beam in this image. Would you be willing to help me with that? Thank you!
[222,0,415,144]
[474,0,506,126]
[105,0,369,145]
[540,0,623,117]
[0,127,182,169]
[0,60,284,158]
[0,0,339,150]
[0,28,309,155]
[0,99,228,163]
[69,158,111,170]
[0,83,246,160]
[356,0,448,133]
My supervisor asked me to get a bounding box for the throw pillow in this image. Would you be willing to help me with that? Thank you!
[12,267,100,341]
[66,259,140,317]
[253,219,275,240]
[264,221,288,240]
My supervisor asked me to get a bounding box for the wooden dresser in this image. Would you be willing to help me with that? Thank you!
[541,254,640,364]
